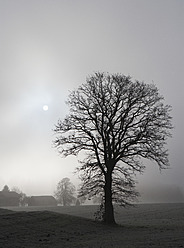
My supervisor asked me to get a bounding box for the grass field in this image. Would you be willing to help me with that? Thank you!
[0,203,184,247]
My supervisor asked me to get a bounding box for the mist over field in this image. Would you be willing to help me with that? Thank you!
[138,185,184,203]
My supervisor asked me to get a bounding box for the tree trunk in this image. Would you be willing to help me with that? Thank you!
[104,171,116,224]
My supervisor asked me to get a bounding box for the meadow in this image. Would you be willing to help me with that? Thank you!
[0,203,184,247]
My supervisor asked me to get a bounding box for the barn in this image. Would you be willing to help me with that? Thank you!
[28,196,57,206]
[0,191,21,207]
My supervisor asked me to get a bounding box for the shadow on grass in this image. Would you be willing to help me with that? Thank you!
[0,205,184,248]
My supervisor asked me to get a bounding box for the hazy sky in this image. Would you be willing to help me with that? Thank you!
[0,0,183,200]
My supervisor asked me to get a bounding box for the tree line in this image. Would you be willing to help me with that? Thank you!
[0,178,91,207]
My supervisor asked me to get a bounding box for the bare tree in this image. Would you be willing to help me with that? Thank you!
[11,187,27,206]
[54,178,76,206]
[54,72,173,224]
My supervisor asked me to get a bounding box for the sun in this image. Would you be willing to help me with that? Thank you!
[43,105,48,111]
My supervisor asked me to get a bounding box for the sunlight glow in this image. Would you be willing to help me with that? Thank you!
[43,105,48,111]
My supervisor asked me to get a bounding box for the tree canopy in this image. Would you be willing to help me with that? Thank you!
[54,178,76,206]
[2,185,10,192]
[54,72,173,224]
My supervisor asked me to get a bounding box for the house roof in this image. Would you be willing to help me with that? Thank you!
[0,191,20,198]
[30,195,56,201]
[31,195,55,199]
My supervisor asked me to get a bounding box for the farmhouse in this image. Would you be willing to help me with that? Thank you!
[28,196,57,206]
[0,190,21,207]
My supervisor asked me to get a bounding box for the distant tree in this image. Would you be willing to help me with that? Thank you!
[77,195,86,205]
[75,195,87,205]
[2,185,10,192]
[11,187,24,195]
[11,187,27,206]
[92,194,103,205]
[54,178,76,206]
[75,199,80,206]
[54,72,173,224]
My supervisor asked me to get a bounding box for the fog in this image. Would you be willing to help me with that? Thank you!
[0,0,183,202]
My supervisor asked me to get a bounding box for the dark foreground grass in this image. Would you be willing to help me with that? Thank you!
[0,204,184,248]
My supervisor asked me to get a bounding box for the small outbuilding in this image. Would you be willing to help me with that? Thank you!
[28,196,57,206]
